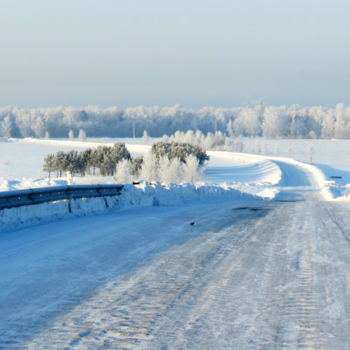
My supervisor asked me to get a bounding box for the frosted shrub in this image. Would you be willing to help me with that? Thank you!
[114,159,132,184]
[140,153,159,182]
[142,130,149,144]
[159,157,183,183]
[139,154,202,184]
[78,129,86,141]
[183,155,202,183]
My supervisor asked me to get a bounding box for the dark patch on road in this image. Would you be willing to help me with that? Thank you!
[235,207,263,212]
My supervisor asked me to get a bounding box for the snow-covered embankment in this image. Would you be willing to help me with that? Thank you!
[0,182,267,232]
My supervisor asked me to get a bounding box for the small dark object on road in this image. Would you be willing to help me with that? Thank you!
[235,207,262,212]
[189,221,195,226]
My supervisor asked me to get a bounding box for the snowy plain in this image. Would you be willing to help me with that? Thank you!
[2,137,346,186]
[0,138,282,196]
[1,137,349,199]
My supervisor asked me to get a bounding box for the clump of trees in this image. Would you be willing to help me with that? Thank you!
[135,141,209,183]
[151,141,209,166]
[43,141,209,184]
[43,143,131,178]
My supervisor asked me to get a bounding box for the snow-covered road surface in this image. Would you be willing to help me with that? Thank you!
[1,159,350,349]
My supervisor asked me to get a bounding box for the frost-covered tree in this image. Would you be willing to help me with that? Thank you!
[140,153,159,182]
[235,108,261,137]
[65,150,82,175]
[114,159,132,183]
[1,115,14,138]
[68,129,74,140]
[91,143,131,176]
[32,117,46,138]
[43,154,56,178]
[226,119,235,137]
[167,158,183,183]
[157,156,171,182]
[160,134,169,143]
[78,129,86,141]
[79,148,93,176]
[54,151,69,177]
[183,155,202,183]
[158,157,183,183]
[321,113,335,138]
[142,130,149,144]
[183,130,195,144]
[130,157,143,178]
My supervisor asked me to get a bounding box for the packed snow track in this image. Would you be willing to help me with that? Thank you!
[2,158,350,349]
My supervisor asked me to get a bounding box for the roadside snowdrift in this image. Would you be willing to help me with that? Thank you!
[213,151,333,201]
[0,182,266,232]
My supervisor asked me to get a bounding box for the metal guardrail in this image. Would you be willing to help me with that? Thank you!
[0,184,124,210]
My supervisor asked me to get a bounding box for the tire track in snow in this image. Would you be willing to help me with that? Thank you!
[22,207,270,349]
[23,201,335,350]
[270,204,322,350]
[315,202,350,350]
[6,202,350,349]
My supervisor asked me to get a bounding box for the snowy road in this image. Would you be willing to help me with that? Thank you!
[2,160,350,349]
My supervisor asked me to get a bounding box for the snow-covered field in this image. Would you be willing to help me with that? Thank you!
[1,137,348,233]
[2,137,350,198]
[0,138,281,197]
[0,138,283,230]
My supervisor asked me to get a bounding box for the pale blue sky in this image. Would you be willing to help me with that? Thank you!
[1,0,349,107]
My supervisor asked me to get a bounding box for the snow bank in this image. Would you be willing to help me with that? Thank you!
[207,151,282,186]
[204,151,282,199]
[212,151,333,201]
[0,182,266,232]
[0,177,69,192]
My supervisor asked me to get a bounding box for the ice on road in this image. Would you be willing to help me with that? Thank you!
[1,159,350,349]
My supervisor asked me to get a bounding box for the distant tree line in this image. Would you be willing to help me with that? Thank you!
[5,103,350,139]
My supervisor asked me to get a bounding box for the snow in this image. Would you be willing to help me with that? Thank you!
[2,137,349,204]
[1,137,347,202]
[1,138,286,231]
[2,179,350,348]
[0,138,280,197]
[3,137,350,348]
[0,182,264,232]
